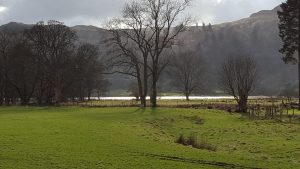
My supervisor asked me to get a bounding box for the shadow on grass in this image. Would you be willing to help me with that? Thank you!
[131,152,262,169]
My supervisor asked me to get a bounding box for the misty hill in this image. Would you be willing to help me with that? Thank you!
[178,5,297,95]
[0,5,297,96]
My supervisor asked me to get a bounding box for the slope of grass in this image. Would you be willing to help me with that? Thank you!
[0,107,299,169]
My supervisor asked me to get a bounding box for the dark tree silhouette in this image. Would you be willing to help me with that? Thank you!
[108,0,191,107]
[0,21,108,106]
[278,0,300,109]
[106,1,154,107]
[7,37,38,105]
[169,49,203,100]
[25,20,78,104]
[0,31,13,105]
[220,56,258,113]
[145,0,191,107]
[73,43,104,101]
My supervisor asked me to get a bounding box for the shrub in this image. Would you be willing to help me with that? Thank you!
[186,134,197,146]
[195,117,204,125]
[175,134,217,151]
[175,134,187,145]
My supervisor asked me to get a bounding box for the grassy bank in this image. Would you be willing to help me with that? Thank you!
[0,107,299,168]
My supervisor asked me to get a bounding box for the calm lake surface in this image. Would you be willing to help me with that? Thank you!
[92,96,270,100]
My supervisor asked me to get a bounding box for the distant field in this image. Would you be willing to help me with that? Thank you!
[0,107,299,168]
[69,97,298,108]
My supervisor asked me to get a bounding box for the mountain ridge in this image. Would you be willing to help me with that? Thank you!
[0,5,296,95]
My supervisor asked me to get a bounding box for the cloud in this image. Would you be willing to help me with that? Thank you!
[191,0,283,24]
[0,6,6,12]
[0,0,283,27]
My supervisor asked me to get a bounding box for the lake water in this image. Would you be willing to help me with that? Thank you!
[90,96,270,100]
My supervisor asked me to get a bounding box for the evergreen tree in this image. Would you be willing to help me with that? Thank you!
[278,0,300,108]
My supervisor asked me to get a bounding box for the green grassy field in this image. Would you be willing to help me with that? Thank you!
[0,107,299,169]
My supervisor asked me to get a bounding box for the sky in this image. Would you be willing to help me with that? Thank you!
[0,0,283,27]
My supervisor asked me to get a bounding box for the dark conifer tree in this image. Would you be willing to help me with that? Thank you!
[278,0,300,108]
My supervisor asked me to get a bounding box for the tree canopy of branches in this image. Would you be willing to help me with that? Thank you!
[0,30,13,105]
[25,20,78,104]
[169,48,203,100]
[107,0,191,107]
[7,37,38,105]
[0,20,108,105]
[278,0,300,109]
[220,56,258,113]
[71,43,106,101]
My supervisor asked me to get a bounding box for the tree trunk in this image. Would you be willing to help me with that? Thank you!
[54,86,62,105]
[37,80,44,105]
[0,89,3,105]
[238,97,248,113]
[151,76,157,108]
[185,92,190,101]
[185,86,190,101]
[87,88,92,101]
[4,80,9,105]
[151,57,159,108]
[137,72,145,107]
[54,73,63,105]
[140,96,146,107]
[143,58,148,107]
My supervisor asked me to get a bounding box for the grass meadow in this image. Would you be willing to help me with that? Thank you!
[0,107,299,168]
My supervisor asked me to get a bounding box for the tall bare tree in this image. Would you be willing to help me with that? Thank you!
[0,31,13,105]
[73,43,104,101]
[6,36,38,105]
[220,56,258,113]
[107,0,191,107]
[106,1,153,107]
[169,48,203,100]
[25,20,78,104]
[144,0,191,107]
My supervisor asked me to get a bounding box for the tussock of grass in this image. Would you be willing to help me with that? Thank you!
[176,134,217,151]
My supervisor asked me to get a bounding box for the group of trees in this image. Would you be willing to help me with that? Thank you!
[0,0,298,114]
[217,0,300,112]
[107,0,191,107]
[106,0,259,112]
[108,0,299,113]
[0,21,107,105]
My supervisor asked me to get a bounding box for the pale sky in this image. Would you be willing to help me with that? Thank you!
[0,0,284,27]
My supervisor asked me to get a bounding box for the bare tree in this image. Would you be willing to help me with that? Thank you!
[25,20,78,104]
[6,36,38,105]
[107,0,191,107]
[73,43,104,101]
[141,0,192,107]
[220,56,258,113]
[169,48,203,100]
[0,31,13,105]
[106,1,153,107]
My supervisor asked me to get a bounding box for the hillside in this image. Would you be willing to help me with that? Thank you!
[0,5,296,96]
[178,5,297,95]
